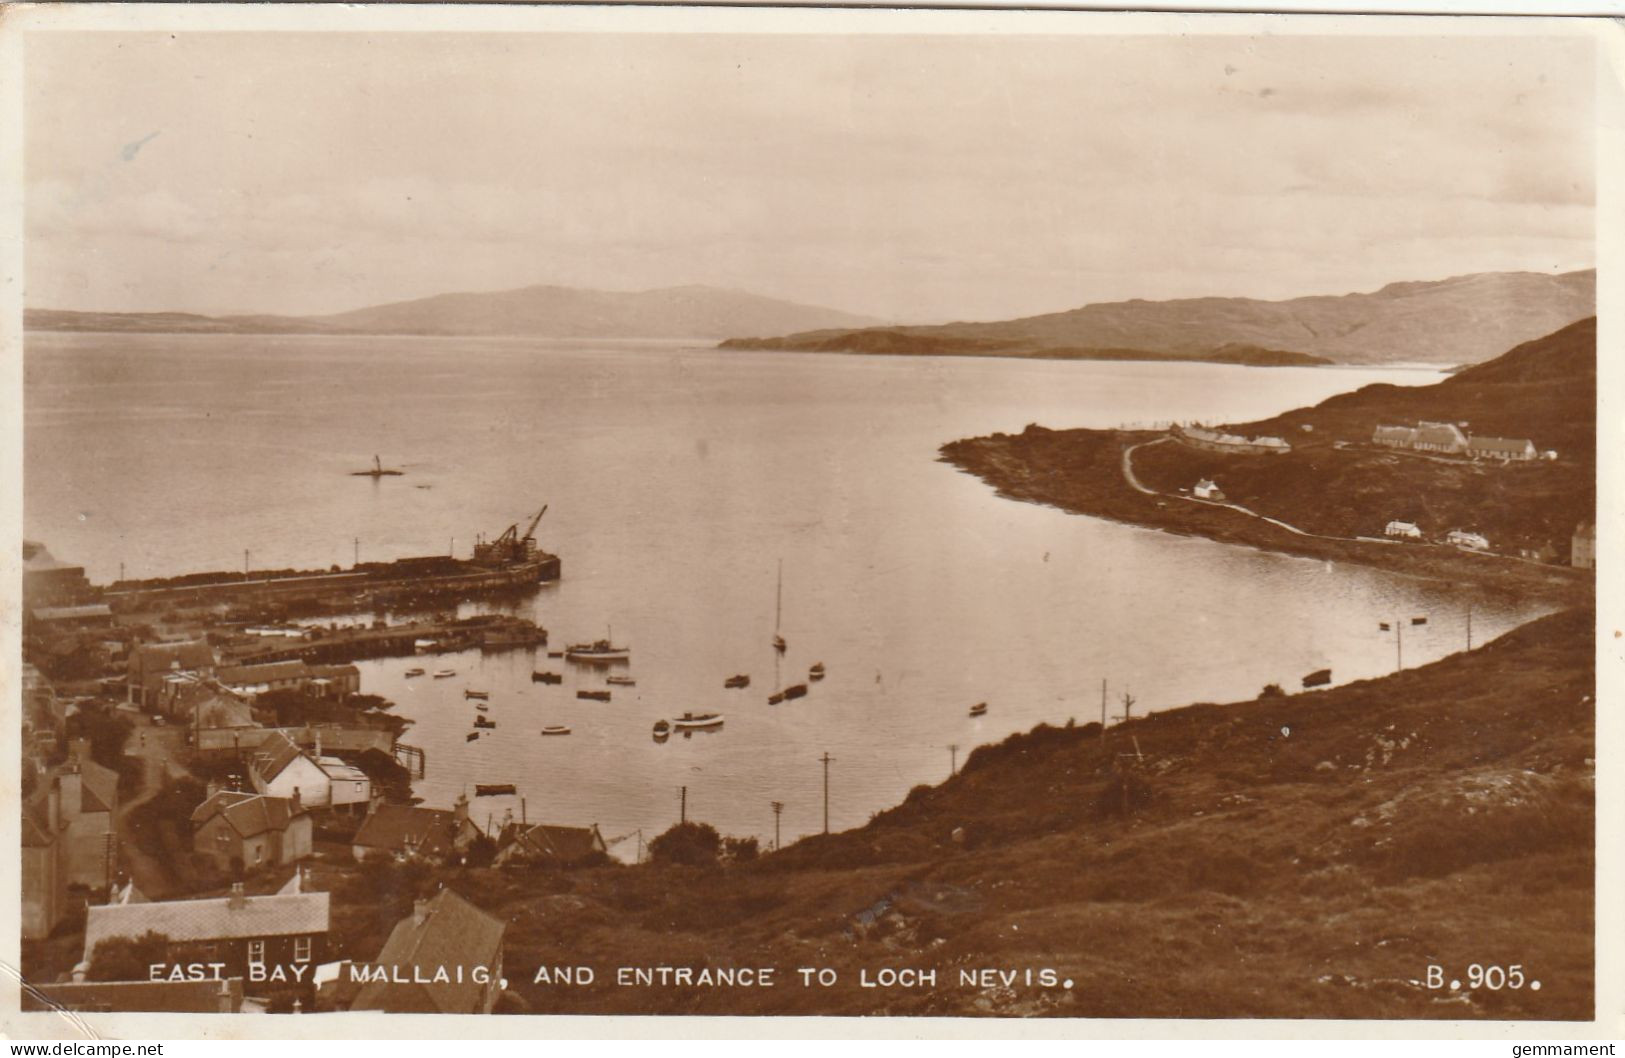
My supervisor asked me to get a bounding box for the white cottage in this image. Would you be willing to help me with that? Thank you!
[248,732,334,808]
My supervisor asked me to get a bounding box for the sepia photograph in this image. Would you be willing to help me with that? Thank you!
[4,2,1618,1036]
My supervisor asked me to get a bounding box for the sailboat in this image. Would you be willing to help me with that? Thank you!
[773,559,787,654]
[350,454,403,478]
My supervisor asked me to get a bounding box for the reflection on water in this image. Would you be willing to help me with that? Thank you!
[25,333,1552,849]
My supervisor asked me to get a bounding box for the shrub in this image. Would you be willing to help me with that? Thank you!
[723,836,759,863]
[648,822,722,866]
[89,931,171,981]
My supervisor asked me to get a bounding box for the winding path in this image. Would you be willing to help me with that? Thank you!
[1121,436,1321,539]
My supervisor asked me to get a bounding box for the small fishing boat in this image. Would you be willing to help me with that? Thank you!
[674,711,724,731]
[464,690,489,700]
[606,675,636,687]
[547,651,564,659]
[1302,668,1333,689]
[475,703,489,713]
[531,671,563,684]
[724,674,750,689]
[652,719,671,740]
[577,689,611,702]
[475,783,516,797]
[565,630,630,663]
[782,684,808,701]
[350,454,404,478]
[968,702,988,718]
[473,717,496,729]
[768,691,785,705]
[465,732,480,742]
[809,662,825,681]
[404,667,425,678]
[433,669,456,679]
[541,725,572,737]
[773,634,787,654]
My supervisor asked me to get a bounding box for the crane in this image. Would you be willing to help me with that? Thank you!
[473,506,549,566]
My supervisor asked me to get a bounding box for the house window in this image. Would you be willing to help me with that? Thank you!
[354,782,363,793]
[248,939,265,965]
[294,936,311,963]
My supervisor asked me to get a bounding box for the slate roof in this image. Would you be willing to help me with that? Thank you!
[66,754,120,815]
[31,604,114,622]
[217,661,312,686]
[250,731,310,784]
[84,891,330,956]
[1467,436,1536,455]
[130,641,217,680]
[1414,422,1469,448]
[190,790,307,838]
[497,822,605,863]
[352,805,467,859]
[350,889,506,1014]
[21,795,60,848]
[317,757,369,784]
[23,977,244,1013]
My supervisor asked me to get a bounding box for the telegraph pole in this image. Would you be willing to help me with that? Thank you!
[1466,604,1473,651]
[354,537,360,567]
[770,801,783,851]
[680,785,687,825]
[1100,678,1108,735]
[819,752,835,834]
[948,744,958,777]
[244,549,250,575]
[1113,691,1137,726]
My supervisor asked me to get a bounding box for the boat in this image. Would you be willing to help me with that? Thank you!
[767,691,785,705]
[531,671,563,684]
[606,675,636,687]
[809,662,825,681]
[404,668,425,678]
[577,690,611,702]
[724,674,750,689]
[475,783,516,797]
[541,725,572,737]
[782,684,808,701]
[565,638,630,663]
[473,717,496,729]
[674,712,724,731]
[968,702,988,717]
[466,732,480,742]
[1302,668,1333,689]
[475,703,490,712]
[464,690,489,700]
[350,454,404,478]
[772,559,787,653]
[433,669,456,679]
[652,719,671,740]
[547,651,564,659]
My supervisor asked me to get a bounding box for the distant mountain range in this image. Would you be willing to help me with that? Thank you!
[719,269,1596,367]
[23,284,883,341]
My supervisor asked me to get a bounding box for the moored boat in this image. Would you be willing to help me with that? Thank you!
[473,717,496,729]
[541,725,572,737]
[475,703,489,712]
[475,783,516,797]
[547,651,564,659]
[767,691,785,705]
[577,689,611,702]
[968,702,988,717]
[404,667,425,678]
[464,690,489,700]
[433,669,456,678]
[724,674,750,689]
[531,671,563,684]
[606,675,636,686]
[1302,668,1333,689]
[673,711,724,730]
[466,732,480,742]
[565,639,630,663]
[809,662,825,681]
[782,684,808,701]
[652,719,671,740]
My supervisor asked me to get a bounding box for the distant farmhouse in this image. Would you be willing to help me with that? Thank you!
[1373,420,1539,462]
[1384,520,1422,540]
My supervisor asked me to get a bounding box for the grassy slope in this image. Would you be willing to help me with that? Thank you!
[405,607,1590,1019]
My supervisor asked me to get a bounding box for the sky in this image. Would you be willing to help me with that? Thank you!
[24,28,1597,323]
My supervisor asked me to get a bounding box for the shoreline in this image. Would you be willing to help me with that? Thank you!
[939,425,1591,607]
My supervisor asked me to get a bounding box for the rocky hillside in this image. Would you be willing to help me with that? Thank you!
[720,269,1594,367]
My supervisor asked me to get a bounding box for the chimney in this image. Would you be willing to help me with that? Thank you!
[227,882,247,910]
[413,898,430,927]
[71,961,89,985]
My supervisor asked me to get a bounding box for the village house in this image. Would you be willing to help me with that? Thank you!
[351,794,481,863]
[214,660,360,701]
[493,821,607,867]
[127,640,217,707]
[48,741,120,889]
[1192,479,1225,501]
[1384,520,1422,539]
[1572,520,1595,569]
[1447,529,1490,551]
[317,756,372,813]
[1466,436,1538,462]
[248,731,336,808]
[82,883,329,998]
[348,889,507,1014]
[191,788,314,873]
[1372,421,1470,454]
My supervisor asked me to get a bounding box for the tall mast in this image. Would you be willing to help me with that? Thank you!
[776,559,783,634]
